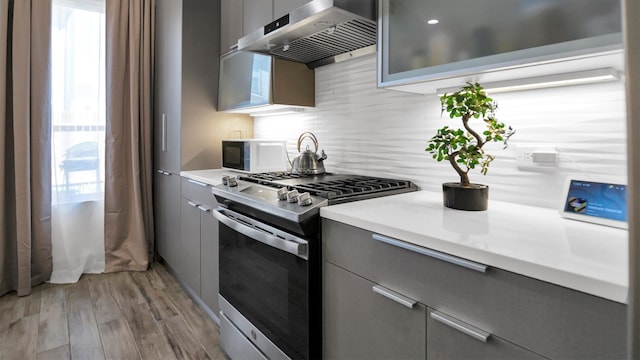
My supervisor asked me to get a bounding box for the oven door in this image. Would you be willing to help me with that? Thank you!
[213,207,310,360]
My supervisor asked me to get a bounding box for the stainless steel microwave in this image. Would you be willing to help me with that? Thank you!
[222,139,288,173]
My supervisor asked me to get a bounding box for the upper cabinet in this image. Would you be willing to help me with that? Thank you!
[220,0,243,55]
[242,1,272,40]
[273,0,312,19]
[378,0,624,94]
[156,0,252,171]
[220,0,312,55]
[218,50,314,113]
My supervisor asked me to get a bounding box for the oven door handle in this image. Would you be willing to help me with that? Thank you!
[212,207,309,260]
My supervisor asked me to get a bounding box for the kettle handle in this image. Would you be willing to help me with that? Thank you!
[297,132,319,153]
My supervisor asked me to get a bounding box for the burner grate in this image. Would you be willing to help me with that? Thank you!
[292,177,414,199]
[240,172,305,182]
[237,172,417,204]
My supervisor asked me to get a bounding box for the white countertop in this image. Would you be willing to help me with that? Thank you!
[180,169,241,186]
[320,191,628,303]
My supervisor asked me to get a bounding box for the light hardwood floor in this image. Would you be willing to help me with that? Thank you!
[0,262,226,360]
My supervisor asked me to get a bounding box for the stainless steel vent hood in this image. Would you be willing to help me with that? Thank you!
[237,0,377,68]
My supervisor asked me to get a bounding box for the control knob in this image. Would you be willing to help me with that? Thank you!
[227,177,238,187]
[286,190,299,203]
[277,187,288,201]
[297,192,313,206]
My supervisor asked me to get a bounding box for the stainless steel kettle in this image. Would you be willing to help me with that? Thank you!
[291,132,327,175]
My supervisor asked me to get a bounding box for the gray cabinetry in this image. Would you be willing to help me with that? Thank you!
[242,0,272,38]
[323,262,426,360]
[273,0,311,19]
[154,0,181,173]
[156,0,242,172]
[180,177,220,314]
[323,218,627,359]
[155,0,249,266]
[377,0,623,93]
[180,197,202,295]
[427,309,543,360]
[220,0,243,54]
[154,171,181,270]
[200,206,220,315]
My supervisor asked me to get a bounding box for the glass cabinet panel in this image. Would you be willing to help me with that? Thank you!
[379,0,622,87]
[218,51,272,111]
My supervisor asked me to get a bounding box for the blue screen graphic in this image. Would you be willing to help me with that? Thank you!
[564,180,627,222]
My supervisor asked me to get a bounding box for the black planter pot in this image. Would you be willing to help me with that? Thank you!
[442,182,489,211]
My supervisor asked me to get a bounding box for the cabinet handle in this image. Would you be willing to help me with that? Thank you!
[372,285,416,309]
[161,113,167,152]
[187,201,199,208]
[187,179,208,187]
[372,234,488,273]
[430,311,491,343]
[197,205,211,212]
[157,170,170,176]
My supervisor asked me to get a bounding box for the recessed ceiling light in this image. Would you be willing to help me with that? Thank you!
[427,19,439,25]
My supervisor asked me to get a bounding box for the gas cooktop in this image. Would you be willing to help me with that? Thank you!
[212,172,418,225]
[237,171,418,204]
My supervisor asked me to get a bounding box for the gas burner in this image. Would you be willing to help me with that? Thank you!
[292,177,415,201]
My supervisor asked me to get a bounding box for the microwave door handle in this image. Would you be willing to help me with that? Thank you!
[212,208,308,260]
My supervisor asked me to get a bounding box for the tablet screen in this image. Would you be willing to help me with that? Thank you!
[563,179,627,222]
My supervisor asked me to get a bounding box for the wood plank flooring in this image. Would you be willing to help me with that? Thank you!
[0,262,226,360]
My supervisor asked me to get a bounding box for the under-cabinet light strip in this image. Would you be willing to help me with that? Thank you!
[436,68,621,96]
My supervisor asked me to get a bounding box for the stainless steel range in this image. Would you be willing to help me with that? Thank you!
[211,172,417,360]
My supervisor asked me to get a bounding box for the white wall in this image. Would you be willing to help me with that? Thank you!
[255,54,627,209]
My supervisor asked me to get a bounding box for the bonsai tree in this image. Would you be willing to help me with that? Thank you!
[426,82,514,187]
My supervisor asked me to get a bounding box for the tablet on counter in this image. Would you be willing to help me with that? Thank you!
[560,175,627,229]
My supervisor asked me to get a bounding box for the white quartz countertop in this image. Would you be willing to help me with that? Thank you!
[320,191,628,303]
[180,169,241,186]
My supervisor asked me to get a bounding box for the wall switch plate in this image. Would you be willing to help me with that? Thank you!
[516,146,559,171]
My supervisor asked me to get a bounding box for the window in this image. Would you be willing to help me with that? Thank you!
[51,0,105,203]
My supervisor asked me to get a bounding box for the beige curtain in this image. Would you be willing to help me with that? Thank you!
[104,0,155,272]
[0,0,53,297]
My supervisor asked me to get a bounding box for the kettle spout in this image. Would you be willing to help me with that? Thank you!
[318,149,327,162]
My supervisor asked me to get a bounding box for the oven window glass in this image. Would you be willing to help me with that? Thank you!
[219,222,309,359]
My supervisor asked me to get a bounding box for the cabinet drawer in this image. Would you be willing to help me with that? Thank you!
[427,309,543,360]
[180,176,218,208]
[323,262,426,360]
[322,219,626,359]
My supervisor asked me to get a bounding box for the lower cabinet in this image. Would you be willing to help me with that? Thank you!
[179,177,220,315]
[154,170,181,269]
[323,261,543,360]
[323,262,426,360]
[199,206,219,315]
[180,198,203,295]
[427,310,543,360]
[322,219,626,360]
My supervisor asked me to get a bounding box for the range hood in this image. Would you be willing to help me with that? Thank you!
[237,0,377,68]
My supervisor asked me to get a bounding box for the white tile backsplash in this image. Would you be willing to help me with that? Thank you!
[255,54,627,209]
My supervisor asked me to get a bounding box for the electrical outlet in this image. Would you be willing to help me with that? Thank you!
[516,146,559,171]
